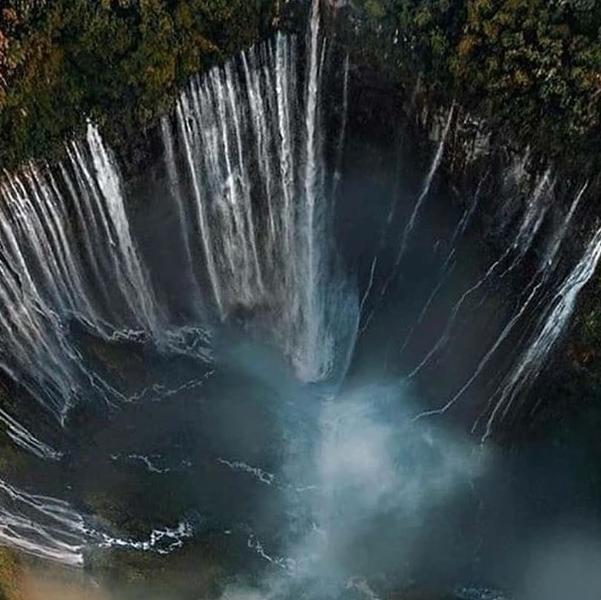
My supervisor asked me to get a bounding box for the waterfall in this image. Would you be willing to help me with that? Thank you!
[496,169,552,282]
[84,126,166,338]
[0,165,96,421]
[399,180,482,357]
[397,104,455,261]
[0,2,356,445]
[0,477,195,566]
[414,183,585,421]
[1,0,599,581]
[0,407,60,460]
[0,479,87,565]
[332,54,350,201]
[370,105,455,311]
[167,16,358,382]
[480,224,601,439]
[409,169,551,380]
[0,123,213,426]
[160,116,203,313]
[542,182,587,268]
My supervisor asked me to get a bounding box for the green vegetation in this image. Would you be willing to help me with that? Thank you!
[352,0,601,170]
[2,1,599,172]
[0,0,276,169]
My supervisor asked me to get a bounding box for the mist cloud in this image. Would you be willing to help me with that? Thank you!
[220,381,487,599]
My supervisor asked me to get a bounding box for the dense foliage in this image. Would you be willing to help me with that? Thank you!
[2,1,601,170]
[0,0,275,168]
[353,0,601,169]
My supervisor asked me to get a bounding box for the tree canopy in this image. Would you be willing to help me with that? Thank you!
[353,0,601,169]
[1,1,600,170]
[0,0,274,168]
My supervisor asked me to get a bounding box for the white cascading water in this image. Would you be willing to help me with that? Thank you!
[479,224,601,439]
[409,168,552,380]
[397,104,455,261]
[0,406,60,461]
[362,104,455,327]
[399,179,483,357]
[0,476,195,566]
[164,16,358,383]
[0,0,599,580]
[0,0,359,564]
[160,117,203,313]
[414,181,585,422]
[1,16,362,425]
[349,107,599,441]
[0,479,87,565]
[0,125,212,428]
[0,114,213,564]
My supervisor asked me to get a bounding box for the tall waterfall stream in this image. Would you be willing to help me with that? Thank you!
[0,2,600,599]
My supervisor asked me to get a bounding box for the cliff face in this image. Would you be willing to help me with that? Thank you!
[325,0,601,435]
[0,4,601,597]
[2,0,601,432]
